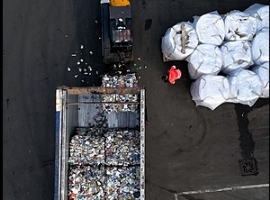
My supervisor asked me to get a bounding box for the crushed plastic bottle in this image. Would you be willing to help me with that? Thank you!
[68,165,106,200]
[106,166,140,199]
[105,129,140,166]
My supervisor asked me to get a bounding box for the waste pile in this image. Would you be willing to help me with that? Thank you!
[161,3,269,110]
[68,72,142,199]
[68,123,141,199]
[101,73,139,113]
[105,129,140,166]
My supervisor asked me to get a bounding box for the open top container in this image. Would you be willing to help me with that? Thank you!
[54,86,145,200]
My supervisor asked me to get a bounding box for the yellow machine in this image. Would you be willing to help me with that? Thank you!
[110,0,130,7]
[101,0,133,64]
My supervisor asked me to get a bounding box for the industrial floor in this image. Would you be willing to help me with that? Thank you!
[3,0,269,199]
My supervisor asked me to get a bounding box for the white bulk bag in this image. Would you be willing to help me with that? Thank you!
[252,62,269,98]
[190,75,230,110]
[221,41,253,74]
[194,11,225,45]
[251,28,269,65]
[244,3,269,32]
[227,69,263,107]
[161,22,199,61]
[224,10,257,41]
[186,44,223,80]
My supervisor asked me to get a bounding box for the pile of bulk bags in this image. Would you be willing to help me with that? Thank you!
[161,3,269,110]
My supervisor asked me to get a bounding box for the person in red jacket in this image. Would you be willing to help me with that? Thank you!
[162,65,182,84]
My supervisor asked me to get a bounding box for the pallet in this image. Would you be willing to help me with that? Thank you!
[162,53,171,62]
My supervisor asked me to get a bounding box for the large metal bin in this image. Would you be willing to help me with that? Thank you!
[54,86,145,200]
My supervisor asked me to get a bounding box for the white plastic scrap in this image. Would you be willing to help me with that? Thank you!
[106,166,140,200]
[244,4,269,32]
[67,67,71,71]
[68,165,106,199]
[251,28,269,65]
[224,10,257,41]
[186,44,223,79]
[220,41,253,74]
[193,11,225,45]
[161,22,199,61]
[252,62,269,98]
[80,45,84,49]
[105,130,140,166]
[190,75,230,110]
[69,135,106,165]
[101,74,139,113]
[226,69,263,107]
[101,73,138,88]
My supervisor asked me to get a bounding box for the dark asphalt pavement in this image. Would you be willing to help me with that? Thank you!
[3,0,269,199]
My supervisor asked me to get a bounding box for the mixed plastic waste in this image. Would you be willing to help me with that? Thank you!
[101,74,139,113]
[67,68,143,199]
[68,125,141,199]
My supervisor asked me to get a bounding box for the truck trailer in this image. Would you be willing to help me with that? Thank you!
[54,86,145,200]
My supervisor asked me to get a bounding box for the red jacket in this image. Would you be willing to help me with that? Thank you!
[168,66,182,84]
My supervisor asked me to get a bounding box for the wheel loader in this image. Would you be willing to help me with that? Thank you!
[100,0,133,65]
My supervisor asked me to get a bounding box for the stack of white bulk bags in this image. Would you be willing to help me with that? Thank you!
[161,3,269,110]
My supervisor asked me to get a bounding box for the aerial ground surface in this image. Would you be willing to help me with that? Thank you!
[3,0,269,199]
